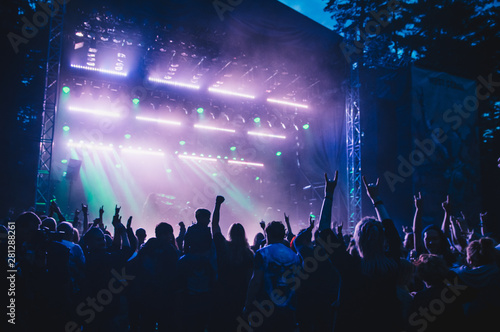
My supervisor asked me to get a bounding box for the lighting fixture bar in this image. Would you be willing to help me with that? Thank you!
[208,87,255,99]
[68,106,120,118]
[178,155,218,162]
[267,98,309,109]
[148,77,200,90]
[67,141,113,151]
[136,116,182,126]
[70,64,127,77]
[122,148,165,156]
[194,124,236,133]
[228,160,264,167]
[247,131,286,139]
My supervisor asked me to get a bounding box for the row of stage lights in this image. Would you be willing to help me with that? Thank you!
[65,105,309,137]
[68,65,310,110]
[64,139,271,167]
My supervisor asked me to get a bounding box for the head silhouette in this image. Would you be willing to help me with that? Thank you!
[195,208,211,227]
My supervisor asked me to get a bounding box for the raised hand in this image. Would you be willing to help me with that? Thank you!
[479,212,487,223]
[337,224,343,236]
[81,203,88,215]
[308,215,315,229]
[99,206,104,217]
[324,171,339,197]
[127,216,132,230]
[362,176,380,202]
[112,214,122,228]
[402,225,412,234]
[260,220,266,231]
[414,192,423,210]
[284,213,290,225]
[115,204,121,216]
[216,195,225,205]
[441,195,451,213]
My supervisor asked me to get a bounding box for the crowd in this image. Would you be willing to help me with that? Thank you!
[2,170,500,332]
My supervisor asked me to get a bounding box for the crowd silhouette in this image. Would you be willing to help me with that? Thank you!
[3,170,500,332]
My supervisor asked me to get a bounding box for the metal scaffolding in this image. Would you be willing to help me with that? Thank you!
[35,2,65,213]
[346,60,362,230]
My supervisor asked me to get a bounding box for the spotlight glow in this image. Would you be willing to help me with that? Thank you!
[136,116,182,126]
[230,146,236,151]
[228,160,264,167]
[303,124,310,130]
[122,148,165,156]
[247,131,286,139]
[276,151,282,156]
[67,141,113,151]
[132,98,140,105]
[70,64,127,77]
[208,87,255,99]
[194,124,236,133]
[148,77,200,90]
[178,155,218,162]
[62,125,70,132]
[62,86,70,94]
[68,106,120,117]
[267,98,309,109]
[196,107,204,114]
[254,117,261,123]
[124,134,131,139]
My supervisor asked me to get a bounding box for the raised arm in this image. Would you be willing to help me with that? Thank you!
[284,213,295,242]
[479,212,488,237]
[362,176,389,221]
[413,192,424,254]
[126,216,138,252]
[319,171,338,231]
[441,195,452,239]
[212,195,225,236]
[82,203,89,233]
[362,176,401,259]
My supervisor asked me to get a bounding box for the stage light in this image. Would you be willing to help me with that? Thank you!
[193,124,236,133]
[136,116,181,126]
[62,125,70,132]
[212,173,218,177]
[310,214,316,218]
[254,117,261,123]
[70,64,127,77]
[197,107,204,114]
[148,77,200,90]
[255,176,260,180]
[267,98,308,109]
[208,87,255,99]
[122,148,165,156]
[228,160,264,167]
[303,124,310,130]
[178,155,218,162]
[132,98,140,105]
[62,86,70,94]
[276,151,282,156]
[61,159,68,164]
[68,106,120,118]
[230,146,236,151]
[179,141,186,146]
[247,131,286,139]
[166,169,172,173]
[124,134,131,139]
[67,141,113,151]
